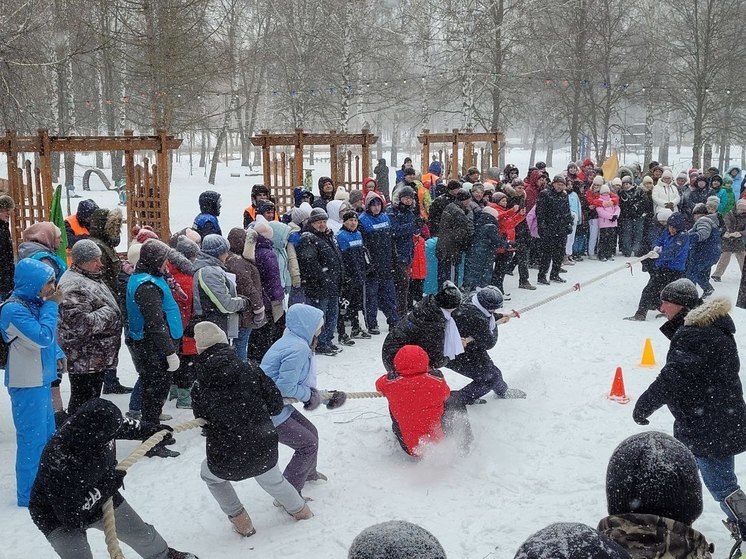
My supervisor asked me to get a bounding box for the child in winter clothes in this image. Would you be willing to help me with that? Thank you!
[595,184,621,261]
[713,199,746,281]
[192,322,312,537]
[336,210,369,343]
[408,227,427,306]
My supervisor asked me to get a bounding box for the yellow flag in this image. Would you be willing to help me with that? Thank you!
[602,152,619,180]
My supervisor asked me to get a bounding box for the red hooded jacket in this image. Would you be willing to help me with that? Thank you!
[524,170,545,211]
[375,345,450,455]
[363,177,387,207]
[168,265,197,355]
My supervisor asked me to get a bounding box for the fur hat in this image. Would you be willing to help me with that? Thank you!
[292,202,313,225]
[308,208,329,224]
[334,186,350,201]
[194,321,228,353]
[0,194,15,210]
[349,190,364,205]
[660,278,701,309]
[606,431,703,525]
[514,523,630,559]
[348,521,446,559]
[175,235,200,259]
[201,234,230,257]
[71,239,102,265]
[435,281,462,310]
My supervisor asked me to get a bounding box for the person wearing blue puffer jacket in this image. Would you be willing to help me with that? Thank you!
[686,202,722,298]
[0,258,65,507]
[625,212,690,321]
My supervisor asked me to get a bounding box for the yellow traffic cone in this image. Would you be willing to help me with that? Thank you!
[640,338,656,367]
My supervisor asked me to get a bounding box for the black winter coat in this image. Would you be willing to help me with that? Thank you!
[0,219,14,294]
[449,302,500,372]
[634,299,746,458]
[536,188,573,239]
[29,398,157,536]
[192,344,284,481]
[436,202,474,261]
[618,186,646,221]
[428,192,457,236]
[382,295,448,372]
[296,225,344,299]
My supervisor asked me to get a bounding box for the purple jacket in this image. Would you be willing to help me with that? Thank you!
[253,236,284,310]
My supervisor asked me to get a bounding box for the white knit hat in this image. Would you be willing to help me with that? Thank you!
[194,321,228,353]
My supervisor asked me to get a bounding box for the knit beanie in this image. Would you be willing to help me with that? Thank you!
[642,176,654,186]
[194,321,229,353]
[606,431,703,525]
[308,208,329,224]
[593,175,605,186]
[476,285,503,311]
[71,239,102,266]
[398,186,416,200]
[462,181,473,192]
[435,281,462,310]
[611,177,622,187]
[292,202,313,225]
[552,175,566,185]
[201,234,230,257]
[137,239,171,272]
[655,208,673,223]
[514,523,630,559]
[491,191,507,203]
[600,184,611,195]
[621,175,633,184]
[482,206,499,222]
[257,200,276,215]
[349,190,364,205]
[660,278,701,310]
[335,186,350,201]
[127,243,142,265]
[692,203,708,215]
[348,521,446,559]
[0,194,15,210]
[342,210,358,222]
[175,235,200,259]
[677,172,689,182]
[132,224,159,244]
[661,169,674,180]
[455,190,471,201]
[705,196,720,212]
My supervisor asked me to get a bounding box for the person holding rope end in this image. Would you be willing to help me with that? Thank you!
[260,304,346,497]
[191,321,312,538]
[28,398,197,559]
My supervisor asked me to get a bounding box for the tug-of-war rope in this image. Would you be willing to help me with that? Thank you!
[101,255,650,557]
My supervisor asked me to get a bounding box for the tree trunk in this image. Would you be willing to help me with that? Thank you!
[703,143,713,169]
[644,95,654,169]
[199,130,207,167]
[391,122,399,168]
[546,142,554,167]
[209,128,227,185]
[528,126,539,168]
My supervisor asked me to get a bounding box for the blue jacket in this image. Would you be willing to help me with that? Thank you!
[17,242,67,283]
[1,259,64,388]
[126,273,183,341]
[688,214,721,269]
[359,208,396,279]
[655,230,690,272]
[260,304,324,426]
[336,227,366,283]
[193,213,222,238]
[386,204,417,265]
[727,166,743,200]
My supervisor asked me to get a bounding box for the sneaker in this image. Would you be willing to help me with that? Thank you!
[550,276,567,283]
[537,276,550,285]
[351,329,372,339]
[315,346,338,356]
[167,549,199,559]
[368,327,381,335]
[558,268,568,274]
[623,314,646,321]
[229,508,256,537]
[338,335,355,346]
[329,344,342,353]
[496,387,527,399]
[102,383,134,395]
[563,257,575,266]
[712,276,722,282]
[703,287,715,298]
[519,282,536,290]
[572,255,584,261]
[145,443,180,458]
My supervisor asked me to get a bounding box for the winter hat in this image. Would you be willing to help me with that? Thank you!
[132,224,159,243]
[482,206,500,222]
[677,172,689,182]
[455,190,471,201]
[462,181,473,192]
[292,202,313,225]
[593,175,605,186]
[689,169,700,177]
[606,431,703,525]
[491,191,508,203]
[349,190,364,205]
[308,207,329,224]
[393,345,430,377]
[486,166,501,180]
[611,177,622,187]
[251,184,269,199]
[737,199,746,212]
[398,186,416,200]
[201,234,230,257]
[257,200,276,215]
[599,184,611,195]
[660,278,701,309]
[335,186,350,201]
[582,158,595,168]
[476,285,503,311]
[621,175,633,185]
[692,202,708,216]
[127,243,142,265]
[661,169,674,180]
[666,212,686,231]
[194,321,229,353]
[22,221,61,248]
[342,209,358,222]
[60,398,124,449]
[175,235,200,259]
[71,239,102,266]
[348,521,446,559]
[435,280,462,310]
[552,175,566,185]
[656,208,673,223]
[447,180,462,191]
[514,523,630,559]
[0,194,15,210]
[253,216,274,240]
[365,191,384,208]
[136,239,171,273]
[641,176,654,186]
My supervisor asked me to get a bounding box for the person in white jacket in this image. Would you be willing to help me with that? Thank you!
[652,169,681,213]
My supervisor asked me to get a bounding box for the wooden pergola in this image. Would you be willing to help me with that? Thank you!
[418,129,504,179]
[2,129,182,247]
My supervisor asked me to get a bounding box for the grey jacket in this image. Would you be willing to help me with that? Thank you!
[192,252,247,339]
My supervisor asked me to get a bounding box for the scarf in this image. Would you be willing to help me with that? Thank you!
[441,307,464,360]
[471,294,496,333]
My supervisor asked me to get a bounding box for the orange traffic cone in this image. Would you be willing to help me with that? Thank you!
[608,367,630,404]
[640,338,656,367]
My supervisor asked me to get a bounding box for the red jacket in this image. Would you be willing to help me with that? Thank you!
[586,189,619,208]
[169,265,197,355]
[410,235,427,280]
[524,170,544,210]
[488,204,525,243]
[375,345,450,456]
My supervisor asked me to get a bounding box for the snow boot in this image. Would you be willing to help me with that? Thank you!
[145,441,180,458]
[229,508,256,537]
[316,346,338,356]
[102,382,134,395]
[351,328,371,339]
[292,503,314,520]
[368,327,381,335]
[175,388,192,409]
[167,549,199,559]
[550,275,567,283]
[496,387,527,399]
[623,314,646,321]
[713,276,722,282]
[537,276,550,285]
[519,282,536,290]
[338,334,355,346]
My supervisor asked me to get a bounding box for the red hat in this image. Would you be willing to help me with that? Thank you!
[393,345,430,377]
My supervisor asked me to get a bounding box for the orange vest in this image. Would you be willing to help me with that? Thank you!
[64,215,89,265]
[245,205,279,222]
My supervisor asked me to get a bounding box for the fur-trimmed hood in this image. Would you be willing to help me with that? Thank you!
[90,208,123,246]
[684,297,733,328]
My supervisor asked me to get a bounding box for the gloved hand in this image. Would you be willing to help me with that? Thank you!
[252,307,266,328]
[304,388,321,411]
[633,407,650,425]
[653,246,662,253]
[99,468,127,500]
[733,231,743,238]
[646,250,660,259]
[325,390,347,410]
[166,354,180,372]
[724,232,733,238]
[610,215,618,222]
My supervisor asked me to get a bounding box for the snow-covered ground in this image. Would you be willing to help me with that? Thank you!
[1,147,745,558]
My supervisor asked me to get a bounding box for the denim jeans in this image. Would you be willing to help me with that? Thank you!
[308,296,338,349]
[129,379,143,413]
[232,327,252,362]
[687,264,714,294]
[618,217,644,257]
[695,454,740,519]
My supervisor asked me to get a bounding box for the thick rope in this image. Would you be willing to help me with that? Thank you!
[283,390,383,404]
[103,418,207,559]
[511,254,650,317]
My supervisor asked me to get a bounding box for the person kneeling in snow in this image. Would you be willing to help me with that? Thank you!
[376,345,472,457]
[450,286,525,404]
[191,321,312,537]
[29,398,197,559]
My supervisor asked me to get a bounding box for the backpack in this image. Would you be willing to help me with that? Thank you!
[0,297,30,369]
